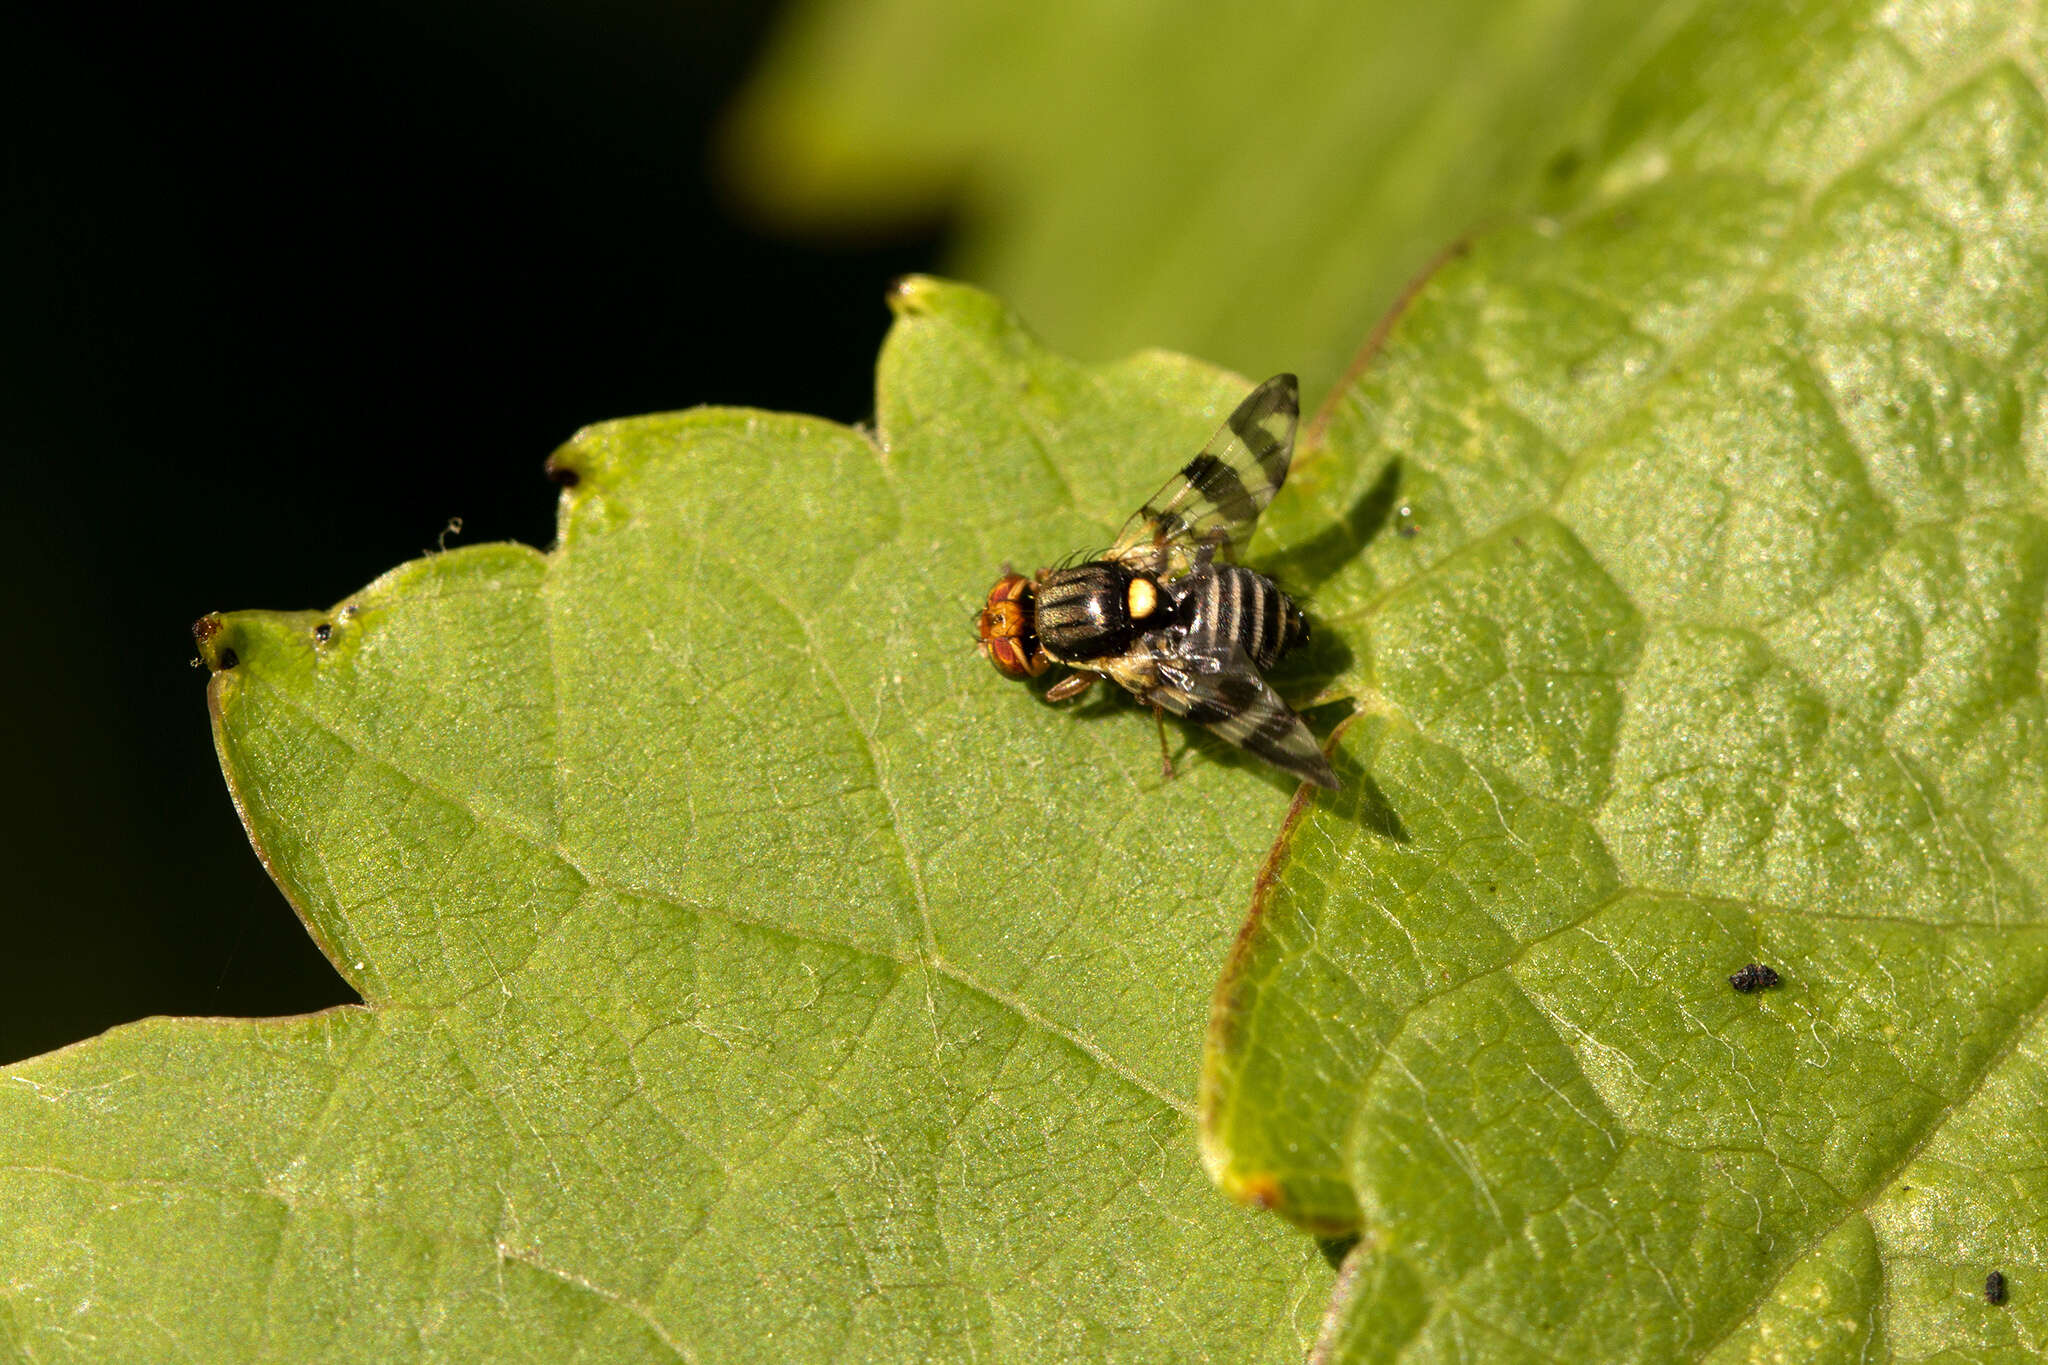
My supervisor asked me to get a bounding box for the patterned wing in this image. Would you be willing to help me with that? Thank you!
[1153,646,1338,790]
[1108,374,1300,578]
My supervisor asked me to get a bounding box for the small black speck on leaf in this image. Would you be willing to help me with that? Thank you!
[218,647,239,670]
[314,623,332,644]
[1729,963,1780,993]
[1986,1270,2007,1305]
[544,456,580,487]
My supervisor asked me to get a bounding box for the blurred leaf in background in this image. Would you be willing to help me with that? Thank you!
[720,0,1690,394]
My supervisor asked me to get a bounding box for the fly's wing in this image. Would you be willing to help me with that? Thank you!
[1108,374,1299,579]
[1153,646,1338,790]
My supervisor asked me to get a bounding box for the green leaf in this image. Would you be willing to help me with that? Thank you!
[13,0,2048,1355]
[0,280,1332,1361]
[720,0,1685,393]
[1204,1,2048,1357]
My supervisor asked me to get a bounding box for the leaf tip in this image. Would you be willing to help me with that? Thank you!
[1214,1163,1287,1214]
[1199,1129,1362,1238]
[883,274,1015,335]
[193,609,338,688]
[543,450,582,488]
[191,613,239,673]
[886,273,946,317]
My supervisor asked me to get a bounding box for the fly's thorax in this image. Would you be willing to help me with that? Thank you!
[1034,560,1169,662]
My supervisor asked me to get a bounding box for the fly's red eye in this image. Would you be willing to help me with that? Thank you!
[984,638,1029,676]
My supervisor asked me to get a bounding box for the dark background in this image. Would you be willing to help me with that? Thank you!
[2,1,944,1063]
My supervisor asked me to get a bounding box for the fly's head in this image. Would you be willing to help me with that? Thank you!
[976,571,1049,678]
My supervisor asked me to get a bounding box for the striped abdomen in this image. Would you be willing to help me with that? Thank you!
[1171,564,1304,672]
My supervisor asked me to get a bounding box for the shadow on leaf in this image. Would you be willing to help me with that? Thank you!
[1322,744,1408,842]
[1271,611,1354,703]
[1317,1234,1361,1271]
[1264,455,1404,591]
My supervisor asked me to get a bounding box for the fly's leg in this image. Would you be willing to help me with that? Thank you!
[1044,672,1098,704]
[1153,704,1175,781]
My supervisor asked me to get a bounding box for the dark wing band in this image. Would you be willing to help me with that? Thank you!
[1153,647,1338,790]
[1110,374,1299,577]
